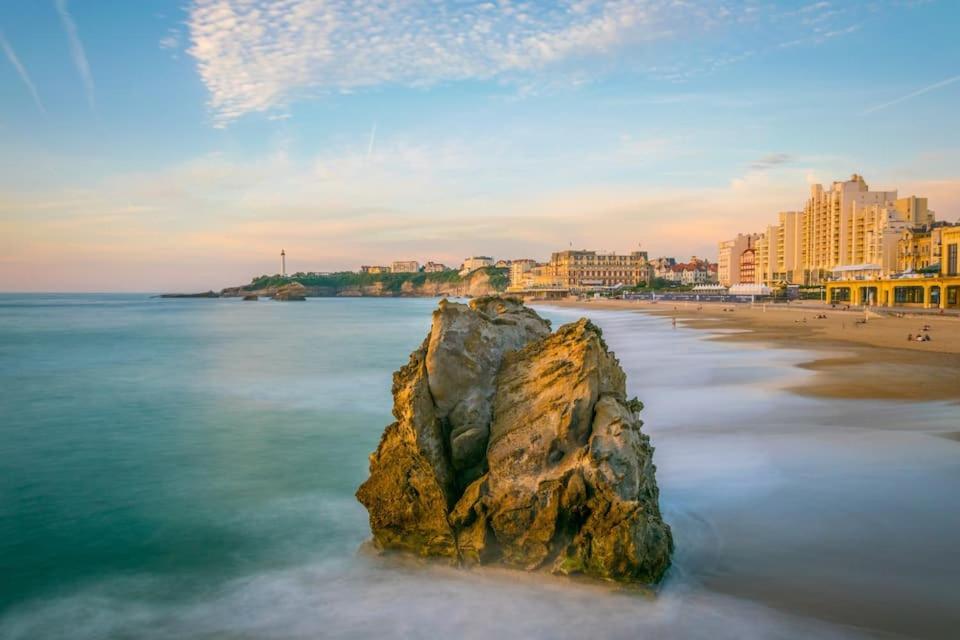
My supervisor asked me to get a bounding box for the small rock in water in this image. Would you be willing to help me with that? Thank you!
[356,296,673,584]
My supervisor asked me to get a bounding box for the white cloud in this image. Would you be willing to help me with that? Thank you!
[0,29,45,113]
[186,0,750,126]
[55,0,95,110]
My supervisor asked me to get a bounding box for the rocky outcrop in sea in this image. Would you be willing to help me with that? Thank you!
[272,282,307,301]
[356,296,673,584]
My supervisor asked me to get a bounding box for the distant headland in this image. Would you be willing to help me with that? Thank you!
[161,266,509,300]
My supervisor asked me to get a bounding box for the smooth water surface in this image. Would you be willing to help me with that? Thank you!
[1,295,958,639]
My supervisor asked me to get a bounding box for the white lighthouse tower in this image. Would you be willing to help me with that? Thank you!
[280,249,286,277]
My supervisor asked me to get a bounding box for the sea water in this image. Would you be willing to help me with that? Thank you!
[1,295,958,639]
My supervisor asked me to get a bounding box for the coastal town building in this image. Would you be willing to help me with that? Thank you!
[717,233,761,287]
[801,176,934,283]
[653,257,716,285]
[391,261,420,273]
[826,225,960,309]
[460,256,494,275]
[739,239,757,285]
[505,261,566,296]
[674,257,717,285]
[509,259,537,286]
[752,212,803,286]
[360,265,391,274]
[895,224,953,273]
[723,175,938,286]
[650,257,676,280]
[548,249,649,290]
[422,261,448,273]
[495,259,512,268]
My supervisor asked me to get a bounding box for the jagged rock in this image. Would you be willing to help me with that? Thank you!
[356,296,672,584]
[242,294,258,301]
[273,282,307,301]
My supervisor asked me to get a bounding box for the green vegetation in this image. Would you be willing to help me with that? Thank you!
[242,267,510,294]
[484,267,510,291]
[625,278,696,293]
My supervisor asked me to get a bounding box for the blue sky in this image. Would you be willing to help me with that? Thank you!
[1,0,958,291]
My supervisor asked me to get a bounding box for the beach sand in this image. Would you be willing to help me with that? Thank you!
[534,299,960,403]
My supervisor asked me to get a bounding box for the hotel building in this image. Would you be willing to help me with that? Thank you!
[801,175,933,283]
[753,212,804,286]
[723,175,939,287]
[548,249,650,290]
[826,225,960,309]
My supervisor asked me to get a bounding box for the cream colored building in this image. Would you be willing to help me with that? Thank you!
[718,233,761,286]
[826,226,960,309]
[391,260,420,273]
[896,225,951,273]
[360,265,391,274]
[460,256,494,275]
[801,175,933,283]
[727,175,937,285]
[548,249,649,290]
[753,212,803,285]
[509,259,537,286]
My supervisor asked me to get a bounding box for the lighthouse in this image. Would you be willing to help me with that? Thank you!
[280,249,286,277]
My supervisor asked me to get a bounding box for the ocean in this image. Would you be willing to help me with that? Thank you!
[1,294,958,639]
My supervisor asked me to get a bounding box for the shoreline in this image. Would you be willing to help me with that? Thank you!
[534,299,960,403]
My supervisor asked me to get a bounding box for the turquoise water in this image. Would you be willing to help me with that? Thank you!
[1,295,958,639]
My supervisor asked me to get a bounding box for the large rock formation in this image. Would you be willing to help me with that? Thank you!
[272,282,307,301]
[356,296,672,584]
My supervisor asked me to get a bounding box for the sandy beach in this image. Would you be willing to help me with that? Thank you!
[535,299,960,403]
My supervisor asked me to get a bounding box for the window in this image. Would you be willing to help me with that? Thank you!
[948,244,958,276]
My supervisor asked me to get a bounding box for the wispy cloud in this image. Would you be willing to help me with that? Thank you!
[186,0,761,126]
[750,153,792,171]
[862,74,960,115]
[0,29,45,113]
[55,0,95,110]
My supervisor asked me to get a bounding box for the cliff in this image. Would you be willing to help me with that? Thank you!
[219,267,507,298]
[356,296,673,584]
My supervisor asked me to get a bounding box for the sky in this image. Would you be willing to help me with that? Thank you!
[1,0,958,292]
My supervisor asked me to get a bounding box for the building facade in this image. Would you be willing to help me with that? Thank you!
[739,241,757,286]
[360,265,391,274]
[460,256,494,275]
[801,175,933,283]
[509,259,537,286]
[422,261,448,272]
[753,212,803,285]
[896,224,952,273]
[724,176,938,286]
[548,249,649,290]
[718,233,762,286]
[391,261,420,273]
[825,226,960,309]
